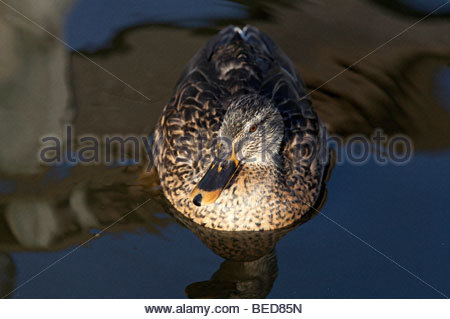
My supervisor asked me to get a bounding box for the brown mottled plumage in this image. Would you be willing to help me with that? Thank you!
[152,26,329,231]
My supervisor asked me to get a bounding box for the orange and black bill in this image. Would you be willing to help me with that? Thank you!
[191,156,239,206]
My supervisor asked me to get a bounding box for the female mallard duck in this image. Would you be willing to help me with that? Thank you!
[152,26,329,231]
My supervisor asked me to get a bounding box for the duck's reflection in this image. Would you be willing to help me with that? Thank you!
[186,251,278,299]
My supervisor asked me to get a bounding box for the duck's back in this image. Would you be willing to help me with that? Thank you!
[178,26,307,97]
[153,26,329,230]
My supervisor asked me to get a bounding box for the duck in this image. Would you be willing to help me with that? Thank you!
[152,26,330,231]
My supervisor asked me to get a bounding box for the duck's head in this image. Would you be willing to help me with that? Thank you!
[191,94,284,206]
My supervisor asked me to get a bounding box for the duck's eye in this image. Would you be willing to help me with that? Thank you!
[249,124,257,133]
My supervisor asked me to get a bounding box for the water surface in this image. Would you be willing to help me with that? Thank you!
[0,0,449,298]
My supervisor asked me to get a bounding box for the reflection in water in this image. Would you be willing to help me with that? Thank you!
[0,0,75,174]
[0,254,15,297]
[0,0,449,298]
[186,252,278,298]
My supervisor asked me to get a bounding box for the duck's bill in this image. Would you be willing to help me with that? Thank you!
[191,158,239,206]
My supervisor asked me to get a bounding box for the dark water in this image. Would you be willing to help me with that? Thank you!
[0,0,449,298]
